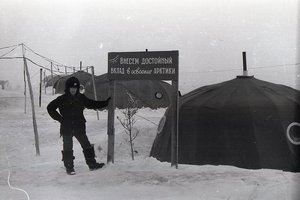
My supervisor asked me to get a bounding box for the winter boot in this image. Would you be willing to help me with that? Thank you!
[62,150,76,175]
[83,146,105,171]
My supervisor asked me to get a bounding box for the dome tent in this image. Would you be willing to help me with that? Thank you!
[84,73,174,109]
[44,74,64,87]
[150,76,300,172]
[53,71,92,94]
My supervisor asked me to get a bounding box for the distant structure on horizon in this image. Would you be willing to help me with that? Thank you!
[0,80,9,90]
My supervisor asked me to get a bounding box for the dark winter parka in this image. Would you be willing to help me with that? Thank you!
[47,77,109,136]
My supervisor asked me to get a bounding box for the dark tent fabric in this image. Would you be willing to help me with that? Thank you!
[44,75,64,87]
[84,73,174,109]
[53,71,92,94]
[150,76,300,172]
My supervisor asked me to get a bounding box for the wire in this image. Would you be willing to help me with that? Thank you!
[1,43,300,76]
[23,44,76,70]
[0,56,62,75]
[0,56,23,60]
[25,57,50,71]
[25,57,64,75]
[24,45,61,64]
[0,44,21,50]
[23,44,92,72]
[136,114,158,126]
[0,46,20,58]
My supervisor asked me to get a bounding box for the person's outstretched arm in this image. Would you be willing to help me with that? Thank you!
[82,95,111,110]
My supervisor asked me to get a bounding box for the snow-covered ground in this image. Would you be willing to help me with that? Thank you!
[0,88,300,200]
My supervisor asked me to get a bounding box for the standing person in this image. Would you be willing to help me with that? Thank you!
[47,76,111,175]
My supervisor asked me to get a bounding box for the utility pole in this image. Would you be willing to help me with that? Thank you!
[50,62,54,95]
[39,68,42,107]
[22,44,40,156]
[22,44,27,114]
[44,70,46,94]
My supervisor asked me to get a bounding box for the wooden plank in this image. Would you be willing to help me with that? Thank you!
[171,80,179,168]
[107,80,115,163]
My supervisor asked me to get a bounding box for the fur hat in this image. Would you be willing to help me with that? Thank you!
[65,77,80,93]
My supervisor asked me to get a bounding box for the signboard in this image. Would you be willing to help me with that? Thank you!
[108,51,178,80]
[106,50,179,168]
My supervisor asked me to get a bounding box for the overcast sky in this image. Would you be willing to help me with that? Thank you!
[0,0,299,88]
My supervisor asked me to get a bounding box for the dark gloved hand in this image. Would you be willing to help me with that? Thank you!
[58,118,63,124]
[106,97,111,103]
[103,97,111,107]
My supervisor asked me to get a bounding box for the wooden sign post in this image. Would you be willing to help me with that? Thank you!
[91,66,100,120]
[107,50,179,167]
[107,80,115,163]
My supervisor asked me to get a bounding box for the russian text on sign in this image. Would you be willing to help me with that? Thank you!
[108,51,178,80]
